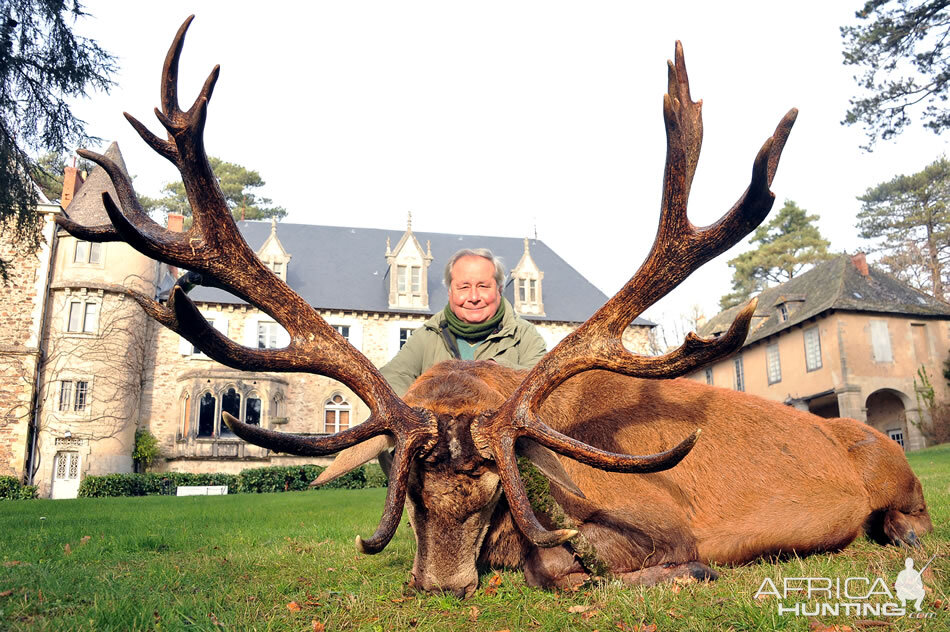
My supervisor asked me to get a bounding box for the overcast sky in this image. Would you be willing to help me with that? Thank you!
[70,1,948,334]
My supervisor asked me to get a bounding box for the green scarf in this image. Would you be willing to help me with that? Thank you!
[442,299,505,341]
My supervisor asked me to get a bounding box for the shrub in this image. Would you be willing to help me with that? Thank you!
[363,463,388,488]
[78,472,238,498]
[0,475,38,500]
[132,428,161,471]
[76,464,383,498]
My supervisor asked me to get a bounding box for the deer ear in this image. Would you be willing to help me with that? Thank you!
[516,438,586,499]
[311,434,395,486]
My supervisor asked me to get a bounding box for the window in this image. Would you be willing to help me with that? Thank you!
[323,393,351,434]
[397,265,422,294]
[220,388,240,436]
[263,260,285,280]
[778,303,789,322]
[333,324,350,340]
[804,327,822,371]
[704,367,713,385]
[869,320,893,362]
[197,392,216,437]
[246,397,261,426]
[766,343,781,384]
[399,327,415,349]
[887,428,905,449]
[58,380,89,412]
[66,300,98,333]
[518,279,538,304]
[258,321,281,349]
[734,356,745,392]
[73,240,102,264]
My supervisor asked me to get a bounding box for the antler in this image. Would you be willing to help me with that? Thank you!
[55,16,437,554]
[473,41,798,547]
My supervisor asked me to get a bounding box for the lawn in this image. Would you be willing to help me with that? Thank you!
[1,445,948,632]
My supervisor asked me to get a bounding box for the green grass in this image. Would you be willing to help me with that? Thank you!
[1,445,948,631]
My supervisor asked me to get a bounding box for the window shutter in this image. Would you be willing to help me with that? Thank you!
[276,323,290,347]
[870,320,893,362]
[244,314,260,348]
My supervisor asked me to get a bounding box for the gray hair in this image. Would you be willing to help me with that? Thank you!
[443,248,506,288]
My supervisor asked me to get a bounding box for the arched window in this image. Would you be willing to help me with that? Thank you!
[324,393,351,434]
[178,392,191,438]
[246,394,261,426]
[221,388,240,436]
[198,392,216,437]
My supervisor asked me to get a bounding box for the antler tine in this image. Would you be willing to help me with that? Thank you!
[472,42,796,547]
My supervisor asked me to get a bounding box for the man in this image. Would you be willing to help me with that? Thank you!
[381,248,547,396]
[314,248,547,484]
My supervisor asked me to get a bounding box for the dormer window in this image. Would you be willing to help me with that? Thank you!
[256,218,291,282]
[386,213,432,310]
[265,260,285,280]
[511,238,544,316]
[773,294,805,323]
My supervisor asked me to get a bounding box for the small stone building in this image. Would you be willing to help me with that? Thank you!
[690,254,950,451]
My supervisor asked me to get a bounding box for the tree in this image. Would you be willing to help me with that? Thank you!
[0,1,116,277]
[856,156,950,300]
[841,1,950,148]
[30,151,93,202]
[140,157,287,222]
[719,201,833,309]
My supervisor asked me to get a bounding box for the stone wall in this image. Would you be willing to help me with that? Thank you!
[0,209,57,479]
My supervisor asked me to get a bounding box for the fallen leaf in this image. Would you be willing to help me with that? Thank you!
[2,561,21,567]
[80,535,91,546]
[852,622,892,629]
[287,601,301,612]
[311,621,325,632]
[208,612,224,627]
[64,543,71,555]
[468,606,480,622]
[326,567,336,572]
[485,574,503,596]
[667,608,682,619]
[152,611,161,623]
[0,590,13,598]
[582,608,601,620]
[568,605,592,614]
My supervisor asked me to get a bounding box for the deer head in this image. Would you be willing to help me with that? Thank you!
[57,16,796,595]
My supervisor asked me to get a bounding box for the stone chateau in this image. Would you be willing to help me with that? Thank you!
[0,144,652,498]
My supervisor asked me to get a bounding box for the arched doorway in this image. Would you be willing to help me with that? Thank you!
[865,389,908,450]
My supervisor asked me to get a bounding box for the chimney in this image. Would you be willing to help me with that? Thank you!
[166,213,184,233]
[61,166,84,209]
[851,252,870,277]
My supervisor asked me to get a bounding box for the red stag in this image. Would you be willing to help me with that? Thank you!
[58,17,931,598]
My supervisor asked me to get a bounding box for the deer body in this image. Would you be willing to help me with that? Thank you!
[403,362,931,594]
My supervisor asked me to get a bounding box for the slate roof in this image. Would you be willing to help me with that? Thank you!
[60,142,128,226]
[60,145,650,325]
[188,221,653,325]
[699,254,950,346]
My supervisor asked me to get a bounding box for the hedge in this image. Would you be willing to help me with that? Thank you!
[76,463,388,498]
[0,475,38,500]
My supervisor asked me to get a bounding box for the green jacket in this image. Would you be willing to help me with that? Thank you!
[380,298,547,396]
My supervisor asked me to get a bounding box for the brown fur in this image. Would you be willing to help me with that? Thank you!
[399,360,932,594]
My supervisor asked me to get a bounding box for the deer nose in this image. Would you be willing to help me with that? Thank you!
[409,572,478,599]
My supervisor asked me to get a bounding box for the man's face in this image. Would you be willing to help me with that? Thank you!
[448,256,501,324]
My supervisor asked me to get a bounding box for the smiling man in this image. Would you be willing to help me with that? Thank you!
[380,248,547,396]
